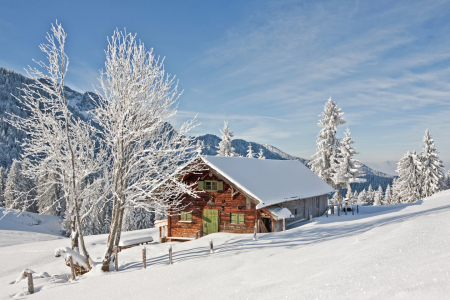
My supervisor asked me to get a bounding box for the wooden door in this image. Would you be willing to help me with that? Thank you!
[203,209,219,235]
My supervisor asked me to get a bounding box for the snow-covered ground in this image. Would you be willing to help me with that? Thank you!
[1,191,450,299]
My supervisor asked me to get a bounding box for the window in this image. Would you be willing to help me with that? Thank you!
[180,211,193,222]
[231,213,245,225]
[198,180,223,191]
[295,209,298,215]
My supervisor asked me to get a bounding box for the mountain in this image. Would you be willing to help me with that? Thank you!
[0,67,97,169]
[1,67,394,194]
[364,161,398,176]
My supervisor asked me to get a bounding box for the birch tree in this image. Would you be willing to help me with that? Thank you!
[93,29,200,271]
[7,22,107,268]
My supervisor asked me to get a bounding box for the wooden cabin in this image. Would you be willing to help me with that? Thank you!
[160,156,334,241]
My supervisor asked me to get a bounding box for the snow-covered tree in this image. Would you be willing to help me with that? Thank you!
[373,185,383,206]
[309,97,346,200]
[217,121,235,157]
[383,184,392,205]
[366,184,374,205]
[4,161,25,209]
[93,29,200,271]
[391,178,401,204]
[331,128,365,203]
[36,164,64,216]
[419,129,445,197]
[0,166,6,207]
[7,22,107,267]
[357,189,367,204]
[257,147,265,159]
[345,185,352,202]
[445,170,450,190]
[246,143,255,158]
[397,150,422,203]
[353,190,359,202]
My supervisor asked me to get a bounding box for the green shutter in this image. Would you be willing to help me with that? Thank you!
[238,213,245,224]
[231,213,237,224]
[181,212,186,221]
[198,181,204,190]
[218,181,223,191]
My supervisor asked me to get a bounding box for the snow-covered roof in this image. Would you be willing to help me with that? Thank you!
[200,156,335,209]
[266,207,294,220]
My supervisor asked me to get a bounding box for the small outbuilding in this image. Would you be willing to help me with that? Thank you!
[162,156,334,241]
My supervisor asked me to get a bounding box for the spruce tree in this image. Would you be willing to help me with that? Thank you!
[216,121,236,157]
[4,160,25,209]
[445,170,450,190]
[384,184,392,205]
[246,143,254,158]
[397,150,422,203]
[257,148,265,159]
[391,178,401,204]
[373,185,383,206]
[309,97,346,199]
[419,129,445,197]
[366,184,374,205]
[357,189,367,204]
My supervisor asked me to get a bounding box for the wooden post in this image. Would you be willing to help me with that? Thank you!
[338,207,340,216]
[27,272,34,294]
[331,206,334,215]
[159,227,162,243]
[168,245,173,265]
[344,206,347,215]
[352,206,354,215]
[326,209,328,217]
[357,205,359,214]
[142,247,146,269]
[115,246,119,271]
[68,255,76,281]
[253,225,257,241]
[209,239,214,254]
[310,215,313,222]
[283,218,286,231]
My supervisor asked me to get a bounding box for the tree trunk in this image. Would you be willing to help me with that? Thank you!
[114,208,124,248]
[101,201,121,271]
[73,198,91,269]
[336,183,342,204]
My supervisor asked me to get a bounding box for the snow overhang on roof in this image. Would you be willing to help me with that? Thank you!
[265,207,293,221]
[200,156,335,209]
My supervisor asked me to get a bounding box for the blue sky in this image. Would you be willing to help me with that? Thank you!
[1,0,450,170]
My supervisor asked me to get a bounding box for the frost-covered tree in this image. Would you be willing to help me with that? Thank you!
[36,164,64,216]
[345,185,352,202]
[310,97,346,196]
[332,128,365,203]
[93,29,200,271]
[383,184,392,205]
[373,185,383,206]
[366,184,374,205]
[217,121,235,157]
[4,161,25,209]
[246,143,255,158]
[257,148,265,159]
[391,178,401,204]
[353,190,359,201]
[357,189,367,204]
[419,130,445,197]
[7,22,107,267]
[397,150,422,203]
[0,166,6,207]
[445,170,450,190]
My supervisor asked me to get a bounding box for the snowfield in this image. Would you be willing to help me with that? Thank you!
[1,191,450,299]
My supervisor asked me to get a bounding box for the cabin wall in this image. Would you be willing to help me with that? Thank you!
[274,194,329,227]
[169,171,257,238]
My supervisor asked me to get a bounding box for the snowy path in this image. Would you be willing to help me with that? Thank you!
[1,191,450,299]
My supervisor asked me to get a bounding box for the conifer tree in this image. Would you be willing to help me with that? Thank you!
[357,189,367,204]
[4,161,25,209]
[445,170,450,190]
[353,190,358,200]
[217,121,235,157]
[309,97,346,200]
[391,178,401,204]
[383,184,392,205]
[366,184,374,205]
[332,128,365,203]
[419,129,445,197]
[346,185,352,202]
[257,148,265,159]
[246,143,254,158]
[397,150,422,203]
[373,185,383,206]
[0,166,5,207]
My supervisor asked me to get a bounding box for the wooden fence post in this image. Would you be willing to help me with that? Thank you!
[209,239,214,254]
[357,205,359,214]
[326,209,328,217]
[253,225,257,241]
[283,218,286,231]
[310,215,313,222]
[169,245,173,265]
[352,206,354,215]
[68,255,76,280]
[142,247,146,269]
[344,206,347,215]
[27,272,34,294]
[115,246,119,271]
[338,206,340,216]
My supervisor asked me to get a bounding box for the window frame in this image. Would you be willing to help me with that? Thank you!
[230,213,245,225]
[179,211,193,223]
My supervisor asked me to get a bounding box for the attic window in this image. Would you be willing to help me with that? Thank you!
[198,180,223,191]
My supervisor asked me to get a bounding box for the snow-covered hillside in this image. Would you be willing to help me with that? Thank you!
[1,191,449,299]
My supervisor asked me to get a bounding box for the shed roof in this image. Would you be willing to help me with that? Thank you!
[200,156,334,209]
